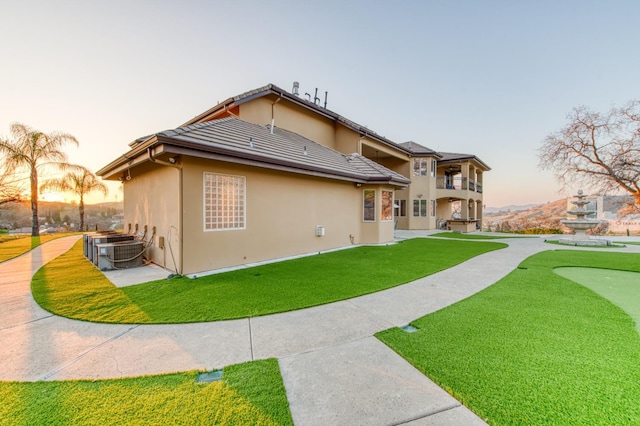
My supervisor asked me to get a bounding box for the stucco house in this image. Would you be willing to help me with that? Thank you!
[97,83,489,275]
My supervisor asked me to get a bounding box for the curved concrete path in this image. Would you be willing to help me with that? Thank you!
[2,233,638,425]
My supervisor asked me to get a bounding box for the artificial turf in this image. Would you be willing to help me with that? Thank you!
[555,267,640,333]
[0,234,77,263]
[0,359,292,425]
[376,249,640,425]
[32,237,505,324]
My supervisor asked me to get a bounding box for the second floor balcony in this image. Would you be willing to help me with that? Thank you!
[436,176,483,194]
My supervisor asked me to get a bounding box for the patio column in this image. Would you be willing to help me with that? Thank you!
[460,198,469,220]
[461,163,470,190]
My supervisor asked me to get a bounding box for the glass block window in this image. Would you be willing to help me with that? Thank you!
[204,172,246,231]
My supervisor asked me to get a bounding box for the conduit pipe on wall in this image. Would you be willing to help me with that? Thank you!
[147,147,184,275]
[270,95,282,134]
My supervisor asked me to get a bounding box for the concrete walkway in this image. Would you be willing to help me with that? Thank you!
[2,234,638,425]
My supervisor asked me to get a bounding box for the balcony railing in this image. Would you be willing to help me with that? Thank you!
[436,176,483,193]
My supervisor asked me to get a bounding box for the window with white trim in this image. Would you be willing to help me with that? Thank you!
[430,159,437,177]
[204,172,246,231]
[395,199,407,217]
[430,199,436,217]
[381,190,393,221]
[363,190,376,222]
[413,199,428,217]
[413,158,428,176]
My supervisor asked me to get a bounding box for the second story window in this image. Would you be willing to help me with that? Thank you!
[413,158,428,176]
[431,159,436,177]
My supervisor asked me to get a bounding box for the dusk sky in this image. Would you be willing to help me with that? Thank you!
[1,0,639,207]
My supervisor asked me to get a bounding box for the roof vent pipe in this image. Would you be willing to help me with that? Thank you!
[270,119,274,134]
[292,81,300,96]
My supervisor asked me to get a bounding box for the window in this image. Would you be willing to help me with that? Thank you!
[430,159,436,177]
[413,199,427,217]
[204,172,246,231]
[413,158,428,176]
[395,199,407,217]
[363,190,376,222]
[381,190,393,221]
[430,200,436,217]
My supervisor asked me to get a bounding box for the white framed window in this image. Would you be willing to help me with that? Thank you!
[363,190,376,222]
[381,190,393,222]
[413,199,428,217]
[204,172,246,231]
[413,158,428,176]
[430,200,436,217]
[430,159,437,177]
[395,199,407,217]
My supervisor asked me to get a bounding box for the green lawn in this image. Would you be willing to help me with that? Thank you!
[555,267,640,333]
[0,233,78,263]
[0,359,292,425]
[32,238,505,323]
[377,249,640,425]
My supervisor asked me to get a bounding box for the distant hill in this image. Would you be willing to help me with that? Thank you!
[484,204,540,214]
[484,199,568,231]
[0,200,123,231]
[86,201,124,209]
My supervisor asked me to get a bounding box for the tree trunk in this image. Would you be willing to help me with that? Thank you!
[79,197,85,232]
[31,165,39,237]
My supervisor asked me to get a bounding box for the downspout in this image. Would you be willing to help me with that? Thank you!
[148,147,184,275]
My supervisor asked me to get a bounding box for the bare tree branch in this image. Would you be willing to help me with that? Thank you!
[539,101,640,207]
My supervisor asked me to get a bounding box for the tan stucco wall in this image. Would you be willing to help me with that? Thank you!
[122,165,181,273]
[239,97,337,149]
[179,158,395,275]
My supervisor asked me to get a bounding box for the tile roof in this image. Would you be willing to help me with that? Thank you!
[399,141,441,157]
[181,83,412,156]
[438,152,491,170]
[101,117,409,186]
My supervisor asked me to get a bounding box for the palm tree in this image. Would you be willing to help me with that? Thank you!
[0,122,78,236]
[40,166,108,231]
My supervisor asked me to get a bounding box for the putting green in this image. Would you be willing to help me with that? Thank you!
[555,267,640,333]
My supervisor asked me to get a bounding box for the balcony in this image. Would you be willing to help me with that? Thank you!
[436,177,483,194]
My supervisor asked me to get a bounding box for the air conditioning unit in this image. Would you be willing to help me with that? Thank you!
[90,233,135,265]
[83,231,118,259]
[96,241,145,271]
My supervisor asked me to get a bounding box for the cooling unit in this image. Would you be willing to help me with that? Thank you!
[89,233,135,264]
[83,231,119,259]
[95,241,145,271]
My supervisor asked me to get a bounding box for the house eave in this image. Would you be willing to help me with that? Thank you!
[98,136,408,188]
